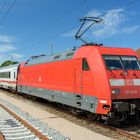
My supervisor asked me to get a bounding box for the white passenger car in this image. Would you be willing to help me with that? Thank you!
[0,64,18,91]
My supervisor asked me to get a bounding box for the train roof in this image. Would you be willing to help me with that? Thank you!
[25,49,76,66]
[24,45,136,66]
[0,64,19,70]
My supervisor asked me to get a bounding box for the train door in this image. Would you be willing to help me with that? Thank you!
[81,58,92,95]
[75,58,82,94]
[74,58,83,107]
[11,70,16,82]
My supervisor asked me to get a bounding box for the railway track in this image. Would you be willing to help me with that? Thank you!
[0,103,48,140]
[94,121,140,140]
[27,97,140,140]
[0,98,69,140]
[66,114,140,140]
[24,99,140,140]
[0,132,5,140]
[0,89,140,140]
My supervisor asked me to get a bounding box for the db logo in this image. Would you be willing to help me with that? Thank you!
[125,79,134,86]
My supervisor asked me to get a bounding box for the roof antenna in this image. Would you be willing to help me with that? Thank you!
[75,17,103,45]
[49,43,53,55]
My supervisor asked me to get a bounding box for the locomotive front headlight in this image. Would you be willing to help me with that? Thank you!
[112,89,120,94]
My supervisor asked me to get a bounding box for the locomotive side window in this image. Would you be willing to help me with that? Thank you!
[103,56,123,70]
[121,56,140,70]
[82,58,89,71]
[66,52,74,57]
[54,55,60,59]
[0,72,11,78]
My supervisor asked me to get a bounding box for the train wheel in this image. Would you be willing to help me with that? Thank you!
[23,94,29,99]
[69,107,82,116]
[87,112,97,121]
[57,103,64,109]
[136,111,140,123]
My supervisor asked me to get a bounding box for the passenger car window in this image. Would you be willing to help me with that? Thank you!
[82,58,89,71]
[0,72,10,78]
[14,72,16,79]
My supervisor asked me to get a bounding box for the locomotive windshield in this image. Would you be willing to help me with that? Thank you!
[121,56,140,70]
[103,55,140,70]
[103,56,123,70]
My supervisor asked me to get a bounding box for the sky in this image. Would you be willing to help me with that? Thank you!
[0,0,140,63]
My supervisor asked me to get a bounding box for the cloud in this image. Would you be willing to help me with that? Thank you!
[62,8,125,38]
[86,10,102,17]
[0,34,20,63]
[62,8,139,39]
[0,54,6,59]
[0,53,23,64]
[11,53,23,59]
[0,44,16,52]
[0,34,15,43]
[122,25,139,34]
[61,29,76,37]
[92,8,124,37]
[0,54,10,63]
[0,52,23,64]
[89,9,139,37]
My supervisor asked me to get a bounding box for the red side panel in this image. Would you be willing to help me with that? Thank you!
[18,59,77,93]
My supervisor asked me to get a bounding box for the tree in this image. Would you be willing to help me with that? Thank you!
[136,48,140,60]
[0,60,19,68]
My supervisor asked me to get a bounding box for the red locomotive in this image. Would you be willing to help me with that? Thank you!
[0,17,140,124]
[17,45,140,123]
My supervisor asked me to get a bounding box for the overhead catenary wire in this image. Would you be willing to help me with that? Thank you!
[0,24,78,63]
[16,24,78,53]
[122,0,140,8]
[15,0,140,53]
[4,0,140,62]
[97,0,140,18]
[0,0,7,16]
[13,0,88,50]
[0,0,88,63]
[0,0,17,26]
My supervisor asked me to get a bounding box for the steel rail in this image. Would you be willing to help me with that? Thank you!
[94,121,140,140]
[0,132,5,140]
[0,103,48,140]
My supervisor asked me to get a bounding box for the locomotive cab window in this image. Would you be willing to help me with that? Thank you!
[103,56,123,70]
[82,58,89,71]
[121,56,140,70]
[103,55,140,70]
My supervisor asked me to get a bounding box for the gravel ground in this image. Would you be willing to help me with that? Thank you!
[1,90,139,140]
[0,90,113,140]
[17,96,137,140]
[0,98,70,140]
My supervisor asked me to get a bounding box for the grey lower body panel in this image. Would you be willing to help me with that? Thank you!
[17,85,98,113]
[0,83,16,91]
